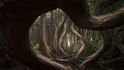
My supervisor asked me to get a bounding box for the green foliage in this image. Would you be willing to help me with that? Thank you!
[83,38,103,57]
[34,42,40,50]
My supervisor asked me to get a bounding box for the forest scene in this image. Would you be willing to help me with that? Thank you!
[0,0,124,70]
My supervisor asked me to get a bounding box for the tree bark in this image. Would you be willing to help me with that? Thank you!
[60,2,124,30]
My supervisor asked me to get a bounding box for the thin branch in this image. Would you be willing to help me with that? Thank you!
[79,31,112,68]
[53,16,67,54]
[58,22,69,56]
[79,46,104,68]
[36,53,71,70]
[71,24,86,59]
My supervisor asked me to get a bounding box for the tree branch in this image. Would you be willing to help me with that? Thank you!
[71,24,86,59]
[60,2,124,30]
[79,31,112,69]
[53,16,67,56]
[58,22,69,56]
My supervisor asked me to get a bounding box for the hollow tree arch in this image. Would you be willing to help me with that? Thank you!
[0,0,123,70]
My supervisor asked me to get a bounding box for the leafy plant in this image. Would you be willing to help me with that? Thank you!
[34,42,40,50]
